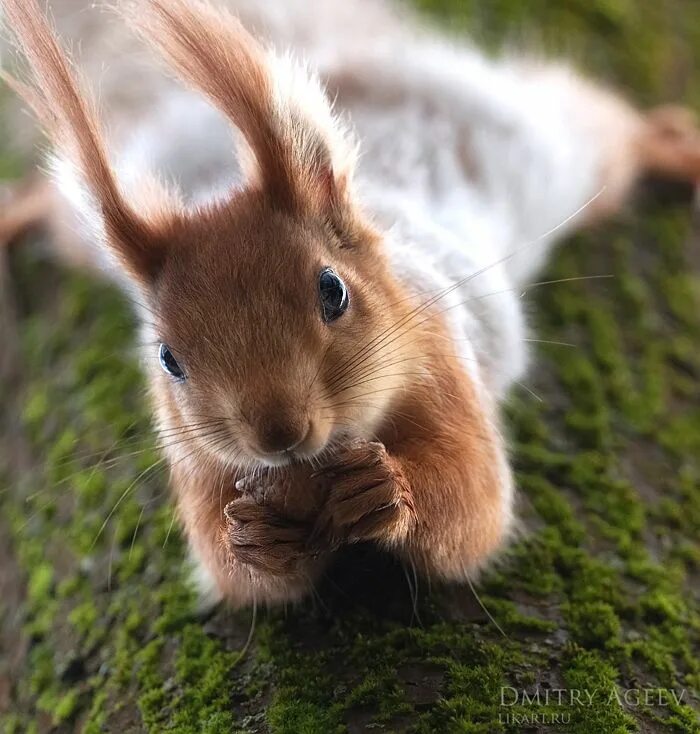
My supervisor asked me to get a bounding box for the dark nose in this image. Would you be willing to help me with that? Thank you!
[256,413,308,454]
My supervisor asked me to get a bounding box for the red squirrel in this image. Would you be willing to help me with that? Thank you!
[3,0,700,607]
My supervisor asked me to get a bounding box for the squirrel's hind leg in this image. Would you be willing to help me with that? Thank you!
[0,175,53,248]
[640,104,700,184]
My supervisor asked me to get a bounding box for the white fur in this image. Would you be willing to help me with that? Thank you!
[266,51,358,183]
[49,155,107,250]
[190,552,225,612]
[3,0,640,586]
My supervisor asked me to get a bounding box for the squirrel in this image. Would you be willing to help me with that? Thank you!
[2,0,700,607]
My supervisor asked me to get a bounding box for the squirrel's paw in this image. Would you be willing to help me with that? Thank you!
[642,104,700,183]
[223,494,315,577]
[312,439,414,548]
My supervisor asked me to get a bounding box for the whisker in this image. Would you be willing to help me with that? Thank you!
[234,598,258,664]
[327,272,610,394]
[129,503,147,560]
[465,573,507,638]
[522,338,576,348]
[90,456,168,550]
[162,509,178,549]
[323,190,606,390]
[46,417,227,471]
[29,423,230,498]
[327,371,426,399]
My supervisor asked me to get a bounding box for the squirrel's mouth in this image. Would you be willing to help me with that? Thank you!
[249,448,312,468]
[249,422,314,467]
[244,425,358,469]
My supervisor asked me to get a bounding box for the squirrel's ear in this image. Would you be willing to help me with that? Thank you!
[128,0,358,215]
[2,0,172,286]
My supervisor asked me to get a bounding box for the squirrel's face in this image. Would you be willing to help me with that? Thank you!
[6,0,418,469]
[146,196,415,469]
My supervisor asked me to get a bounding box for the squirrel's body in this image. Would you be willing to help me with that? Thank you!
[11,0,642,396]
[3,0,700,606]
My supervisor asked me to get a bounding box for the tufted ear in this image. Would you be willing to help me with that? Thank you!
[127,0,358,216]
[2,0,170,286]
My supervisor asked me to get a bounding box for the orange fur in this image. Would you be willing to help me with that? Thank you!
[6,0,700,608]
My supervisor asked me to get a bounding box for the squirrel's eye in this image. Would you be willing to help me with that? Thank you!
[159,343,185,380]
[319,268,349,322]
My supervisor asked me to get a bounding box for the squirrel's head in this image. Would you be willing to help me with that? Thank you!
[149,189,414,468]
[4,0,420,469]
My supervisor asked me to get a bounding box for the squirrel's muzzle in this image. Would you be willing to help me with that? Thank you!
[252,406,310,456]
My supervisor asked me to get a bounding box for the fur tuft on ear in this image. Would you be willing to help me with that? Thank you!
[1,0,168,283]
[127,0,358,213]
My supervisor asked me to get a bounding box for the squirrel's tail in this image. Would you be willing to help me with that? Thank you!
[0,177,53,249]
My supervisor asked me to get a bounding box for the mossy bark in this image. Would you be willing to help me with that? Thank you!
[2,1,700,732]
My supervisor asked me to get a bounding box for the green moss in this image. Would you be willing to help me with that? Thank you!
[563,649,637,734]
[267,700,343,734]
[52,688,81,724]
[135,638,170,728]
[68,599,99,636]
[82,690,109,734]
[566,601,622,650]
[168,624,239,731]
[27,561,53,604]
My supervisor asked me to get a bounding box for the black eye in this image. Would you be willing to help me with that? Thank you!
[319,268,349,322]
[159,343,185,380]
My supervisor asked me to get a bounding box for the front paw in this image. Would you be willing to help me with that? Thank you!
[223,494,315,577]
[312,439,413,548]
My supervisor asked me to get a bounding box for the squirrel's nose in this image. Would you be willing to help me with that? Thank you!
[256,413,309,454]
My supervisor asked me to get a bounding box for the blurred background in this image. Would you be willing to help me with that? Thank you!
[1,1,699,732]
